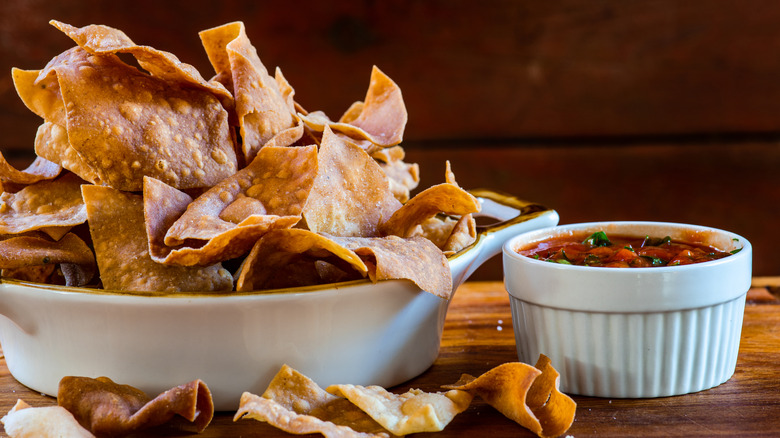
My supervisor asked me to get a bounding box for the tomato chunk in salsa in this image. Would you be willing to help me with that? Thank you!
[517,231,736,268]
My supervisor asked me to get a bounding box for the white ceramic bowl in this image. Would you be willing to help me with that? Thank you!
[0,190,558,410]
[503,221,752,398]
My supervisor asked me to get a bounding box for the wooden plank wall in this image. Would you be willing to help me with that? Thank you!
[1,0,777,279]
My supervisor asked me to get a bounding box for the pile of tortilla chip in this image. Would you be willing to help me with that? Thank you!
[236,355,576,438]
[0,20,481,297]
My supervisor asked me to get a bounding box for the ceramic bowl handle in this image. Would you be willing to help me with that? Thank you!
[448,189,559,290]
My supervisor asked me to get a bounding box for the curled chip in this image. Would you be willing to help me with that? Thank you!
[300,66,407,152]
[82,185,233,292]
[235,229,368,292]
[0,150,60,185]
[443,355,577,438]
[379,168,480,238]
[1,399,95,438]
[58,376,213,437]
[199,22,300,164]
[235,365,389,438]
[371,145,420,203]
[326,384,472,436]
[0,173,87,235]
[149,144,318,267]
[303,127,401,238]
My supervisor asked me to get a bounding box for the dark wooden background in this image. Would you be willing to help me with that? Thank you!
[1,0,778,279]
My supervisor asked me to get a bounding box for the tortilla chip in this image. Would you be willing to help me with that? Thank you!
[33,122,101,185]
[199,22,299,163]
[0,150,60,185]
[235,365,389,438]
[49,20,233,109]
[300,66,407,151]
[326,384,472,436]
[34,46,237,191]
[443,355,576,438]
[82,184,233,292]
[0,173,87,235]
[0,231,94,280]
[11,67,66,127]
[326,235,451,298]
[150,144,318,266]
[58,376,213,436]
[379,182,480,239]
[235,229,367,291]
[1,399,95,438]
[303,127,401,238]
[371,146,419,203]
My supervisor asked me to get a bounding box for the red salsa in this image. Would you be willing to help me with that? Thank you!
[517,231,737,268]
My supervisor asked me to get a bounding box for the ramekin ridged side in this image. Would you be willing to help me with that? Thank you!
[510,294,746,398]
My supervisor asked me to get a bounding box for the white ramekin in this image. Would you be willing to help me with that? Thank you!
[503,221,752,398]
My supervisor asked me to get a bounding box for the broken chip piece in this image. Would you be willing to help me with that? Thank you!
[1,399,95,438]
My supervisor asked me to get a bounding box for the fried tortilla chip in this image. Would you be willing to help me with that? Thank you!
[0,150,60,185]
[379,181,480,239]
[50,20,233,109]
[371,146,419,203]
[0,173,87,235]
[58,376,213,437]
[235,229,367,291]
[199,21,299,163]
[0,232,95,284]
[27,46,237,191]
[33,122,101,185]
[329,235,452,298]
[150,144,318,266]
[300,66,407,151]
[303,127,401,237]
[235,365,389,438]
[326,384,472,436]
[82,184,233,292]
[1,399,95,438]
[409,214,477,255]
[11,67,66,127]
[443,355,576,438]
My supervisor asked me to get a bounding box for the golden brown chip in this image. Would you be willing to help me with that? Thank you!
[50,20,233,109]
[329,235,452,299]
[11,66,66,127]
[199,21,299,163]
[1,399,95,438]
[371,146,419,203]
[0,173,87,235]
[0,150,60,185]
[58,376,213,436]
[235,229,368,291]
[379,182,480,239]
[300,66,407,150]
[33,122,101,185]
[149,144,318,267]
[303,127,401,238]
[326,384,472,436]
[29,46,237,191]
[235,365,389,438]
[0,233,95,286]
[443,356,577,438]
[82,184,233,292]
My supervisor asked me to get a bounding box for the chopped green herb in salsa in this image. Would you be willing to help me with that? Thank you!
[518,231,735,268]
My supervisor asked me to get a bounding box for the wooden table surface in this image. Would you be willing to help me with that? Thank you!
[1,279,779,437]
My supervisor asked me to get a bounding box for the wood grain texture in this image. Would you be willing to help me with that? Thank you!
[3,0,780,152]
[1,281,778,437]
